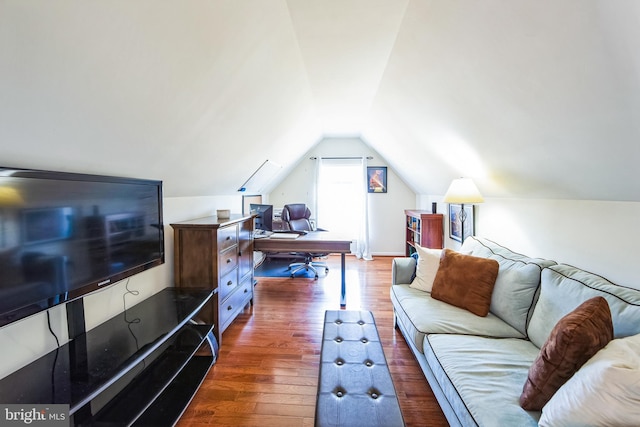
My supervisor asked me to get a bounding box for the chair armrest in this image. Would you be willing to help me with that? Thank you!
[392,257,417,285]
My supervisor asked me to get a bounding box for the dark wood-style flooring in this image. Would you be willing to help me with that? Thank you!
[177,255,448,427]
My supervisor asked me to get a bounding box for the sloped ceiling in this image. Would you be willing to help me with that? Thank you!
[366,1,640,201]
[1,1,638,201]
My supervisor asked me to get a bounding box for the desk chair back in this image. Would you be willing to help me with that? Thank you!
[282,203,313,231]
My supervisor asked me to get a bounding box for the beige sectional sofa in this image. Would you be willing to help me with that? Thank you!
[390,236,640,426]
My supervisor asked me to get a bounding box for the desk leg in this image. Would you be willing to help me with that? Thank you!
[340,253,346,307]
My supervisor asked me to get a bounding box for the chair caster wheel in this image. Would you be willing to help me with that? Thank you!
[290,274,294,278]
[314,275,319,279]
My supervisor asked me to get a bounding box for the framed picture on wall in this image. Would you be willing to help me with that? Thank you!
[367,166,387,193]
[449,204,474,242]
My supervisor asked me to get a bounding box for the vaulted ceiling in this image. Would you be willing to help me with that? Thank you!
[1,1,638,201]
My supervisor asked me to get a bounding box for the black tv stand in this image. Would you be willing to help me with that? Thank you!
[0,288,217,426]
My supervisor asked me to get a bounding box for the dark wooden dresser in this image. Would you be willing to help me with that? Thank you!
[171,214,255,346]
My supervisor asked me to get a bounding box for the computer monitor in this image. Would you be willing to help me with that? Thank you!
[250,204,273,231]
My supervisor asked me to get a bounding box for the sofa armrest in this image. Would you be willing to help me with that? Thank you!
[392,257,417,285]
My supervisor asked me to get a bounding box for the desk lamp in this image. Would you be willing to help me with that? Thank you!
[443,178,484,243]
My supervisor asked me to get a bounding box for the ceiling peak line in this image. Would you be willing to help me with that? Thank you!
[309,156,373,160]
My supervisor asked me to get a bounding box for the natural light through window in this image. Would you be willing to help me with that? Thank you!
[316,157,372,260]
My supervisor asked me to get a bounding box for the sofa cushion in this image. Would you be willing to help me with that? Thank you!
[409,244,442,293]
[520,296,613,411]
[425,334,540,427]
[390,284,525,353]
[528,264,640,349]
[539,333,640,427]
[489,261,544,336]
[432,249,499,317]
[459,237,557,336]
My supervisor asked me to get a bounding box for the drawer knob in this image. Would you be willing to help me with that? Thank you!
[227,305,233,311]
[227,281,233,287]
[244,288,248,293]
[226,258,232,264]
[226,236,231,241]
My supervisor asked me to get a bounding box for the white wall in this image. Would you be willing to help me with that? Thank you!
[5,175,639,382]
[268,137,416,256]
[0,194,243,380]
[421,195,640,290]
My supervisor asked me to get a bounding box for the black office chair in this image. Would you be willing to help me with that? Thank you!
[282,203,329,279]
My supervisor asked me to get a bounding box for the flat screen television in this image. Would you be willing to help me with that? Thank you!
[250,203,273,231]
[0,167,164,328]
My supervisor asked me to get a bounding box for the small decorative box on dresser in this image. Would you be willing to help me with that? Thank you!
[171,214,255,347]
[404,210,444,255]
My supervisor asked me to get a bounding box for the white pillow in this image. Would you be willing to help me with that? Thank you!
[409,245,442,293]
[539,333,640,427]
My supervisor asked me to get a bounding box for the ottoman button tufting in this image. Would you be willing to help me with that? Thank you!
[334,387,346,398]
[368,388,382,399]
[317,311,405,426]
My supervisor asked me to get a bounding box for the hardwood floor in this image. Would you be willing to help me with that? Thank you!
[177,255,448,427]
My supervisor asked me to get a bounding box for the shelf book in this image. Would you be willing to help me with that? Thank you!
[404,210,444,256]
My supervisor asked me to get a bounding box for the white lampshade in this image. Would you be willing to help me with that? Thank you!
[443,178,484,204]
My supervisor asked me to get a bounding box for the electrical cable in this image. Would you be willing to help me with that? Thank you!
[122,279,145,370]
[122,278,141,336]
[46,310,60,348]
[46,310,60,402]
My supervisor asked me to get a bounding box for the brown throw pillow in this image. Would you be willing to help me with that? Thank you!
[519,296,613,411]
[431,249,499,317]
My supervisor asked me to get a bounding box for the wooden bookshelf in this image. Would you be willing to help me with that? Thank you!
[405,210,444,255]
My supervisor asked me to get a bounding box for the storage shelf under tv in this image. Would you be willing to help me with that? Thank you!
[0,287,216,426]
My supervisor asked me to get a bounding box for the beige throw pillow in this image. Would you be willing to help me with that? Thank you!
[539,333,640,427]
[409,245,442,293]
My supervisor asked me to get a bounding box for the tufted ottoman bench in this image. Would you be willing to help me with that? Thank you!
[315,310,405,427]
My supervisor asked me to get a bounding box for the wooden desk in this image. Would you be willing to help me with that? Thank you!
[254,232,352,307]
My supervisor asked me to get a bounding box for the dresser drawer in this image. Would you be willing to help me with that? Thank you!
[219,280,253,330]
[171,215,255,349]
[217,225,238,252]
[218,267,238,302]
[218,246,238,276]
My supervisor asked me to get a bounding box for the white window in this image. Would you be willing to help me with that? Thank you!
[316,157,371,260]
